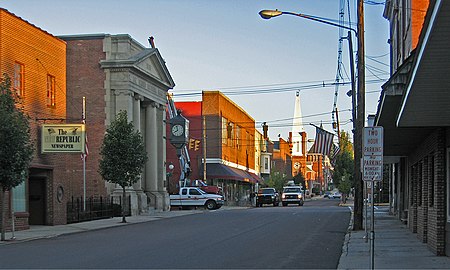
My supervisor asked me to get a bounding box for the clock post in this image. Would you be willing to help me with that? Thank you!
[169,113,190,188]
[169,113,189,154]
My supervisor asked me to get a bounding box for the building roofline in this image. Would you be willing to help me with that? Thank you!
[58,33,109,41]
[202,90,255,122]
[0,8,65,45]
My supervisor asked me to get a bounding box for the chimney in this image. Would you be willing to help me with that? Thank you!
[300,132,307,156]
[148,36,155,48]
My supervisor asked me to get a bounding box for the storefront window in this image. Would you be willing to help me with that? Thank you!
[447,148,450,222]
[12,178,26,212]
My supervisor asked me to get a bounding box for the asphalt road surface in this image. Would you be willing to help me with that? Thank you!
[0,198,350,269]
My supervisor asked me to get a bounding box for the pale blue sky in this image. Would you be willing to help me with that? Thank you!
[1,0,389,141]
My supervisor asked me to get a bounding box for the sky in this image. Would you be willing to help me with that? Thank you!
[1,0,390,141]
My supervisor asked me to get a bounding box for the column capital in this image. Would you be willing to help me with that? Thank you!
[114,89,133,96]
[143,100,163,109]
[134,94,145,101]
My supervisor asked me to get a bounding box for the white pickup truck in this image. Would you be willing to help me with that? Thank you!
[170,187,224,210]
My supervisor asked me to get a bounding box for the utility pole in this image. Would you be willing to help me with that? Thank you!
[354,0,366,230]
[203,115,207,182]
[335,107,341,142]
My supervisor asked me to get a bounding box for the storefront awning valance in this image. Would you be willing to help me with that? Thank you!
[205,163,261,184]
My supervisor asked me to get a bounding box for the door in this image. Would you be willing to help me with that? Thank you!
[28,177,46,225]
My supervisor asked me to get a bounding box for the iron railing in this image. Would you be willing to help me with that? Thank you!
[67,196,131,224]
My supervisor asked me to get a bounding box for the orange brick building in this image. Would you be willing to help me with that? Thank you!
[167,91,261,205]
[0,9,68,228]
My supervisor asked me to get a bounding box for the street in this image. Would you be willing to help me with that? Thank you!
[0,199,350,269]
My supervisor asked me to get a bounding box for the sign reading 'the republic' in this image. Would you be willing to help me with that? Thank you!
[41,124,85,153]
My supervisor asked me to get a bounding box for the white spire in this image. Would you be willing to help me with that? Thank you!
[292,91,305,156]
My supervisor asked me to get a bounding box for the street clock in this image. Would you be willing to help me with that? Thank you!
[171,124,184,137]
[169,113,189,150]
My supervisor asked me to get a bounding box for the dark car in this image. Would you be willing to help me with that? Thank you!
[256,188,280,207]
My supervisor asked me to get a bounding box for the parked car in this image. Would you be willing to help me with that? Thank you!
[324,191,332,198]
[329,192,342,199]
[170,187,224,210]
[256,188,280,207]
[189,179,222,194]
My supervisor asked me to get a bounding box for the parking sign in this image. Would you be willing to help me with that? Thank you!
[363,127,383,181]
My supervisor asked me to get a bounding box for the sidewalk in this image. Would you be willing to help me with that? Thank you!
[338,203,450,269]
[0,208,204,245]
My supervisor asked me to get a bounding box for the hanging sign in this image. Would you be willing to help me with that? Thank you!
[41,124,85,153]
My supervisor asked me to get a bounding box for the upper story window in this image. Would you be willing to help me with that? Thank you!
[14,62,25,97]
[229,122,235,147]
[47,74,56,107]
[222,117,228,145]
[236,125,240,149]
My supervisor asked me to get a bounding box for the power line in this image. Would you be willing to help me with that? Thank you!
[170,77,387,98]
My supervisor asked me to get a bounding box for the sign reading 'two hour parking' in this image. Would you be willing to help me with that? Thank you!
[363,127,383,181]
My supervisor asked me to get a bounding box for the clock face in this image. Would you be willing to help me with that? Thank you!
[294,162,300,169]
[171,124,184,136]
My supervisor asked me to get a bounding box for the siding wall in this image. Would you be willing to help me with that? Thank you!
[0,9,67,227]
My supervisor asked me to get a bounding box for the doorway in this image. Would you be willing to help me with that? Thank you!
[28,176,46,225]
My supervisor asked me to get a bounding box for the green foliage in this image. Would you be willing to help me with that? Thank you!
[265,170,287,192]
[0,74,34,191]
[333,131,354,188]
[293,171,306,187]
[338,174,352,195]
[0,74,34,240]
[339,131,354,156]
[98,110,148,189]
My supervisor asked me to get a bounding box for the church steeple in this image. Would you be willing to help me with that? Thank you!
[292,91,305,156]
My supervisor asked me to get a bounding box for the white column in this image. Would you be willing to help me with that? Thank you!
[133,95,147,213]
[161,105,167,192]
[133,94,142,132]
[145,102,159,209]
[112,89,138,215]
[115,90,133,121]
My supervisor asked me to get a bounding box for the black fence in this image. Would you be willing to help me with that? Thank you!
[67,196,131,224]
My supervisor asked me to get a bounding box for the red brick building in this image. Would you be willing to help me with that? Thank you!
[0,9,67,228]
[167,91,261,205]
[377,0,450,256]
[61,34,175,214]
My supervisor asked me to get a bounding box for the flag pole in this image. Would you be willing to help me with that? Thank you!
[82,97,86,211]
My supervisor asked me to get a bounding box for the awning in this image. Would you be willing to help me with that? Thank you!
[204,163,261,184]
[396,1,450,127]
[375,55,434,156]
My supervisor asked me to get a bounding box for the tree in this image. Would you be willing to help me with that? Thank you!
[333,149,354,187]
[333,131,354,203]
[293,171,306,188]
[98,110,148,223]
[338,174,352,203]
[0,74,34,241]
[265,170,287,193]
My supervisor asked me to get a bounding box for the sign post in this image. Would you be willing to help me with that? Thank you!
[363,126,383,270]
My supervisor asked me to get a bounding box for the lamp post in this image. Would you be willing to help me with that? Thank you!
[166,162,174,191]
[259,3,365,230]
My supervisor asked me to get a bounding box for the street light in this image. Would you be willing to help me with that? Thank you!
[166,162,174,190]
[259,6,365,230]
[259,10,357,34]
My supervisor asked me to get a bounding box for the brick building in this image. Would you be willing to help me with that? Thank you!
[377,0,450,256]
[272,137,293,181]
[61,34,175,214]
[0,9,67,228]
[166,91,262,206]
